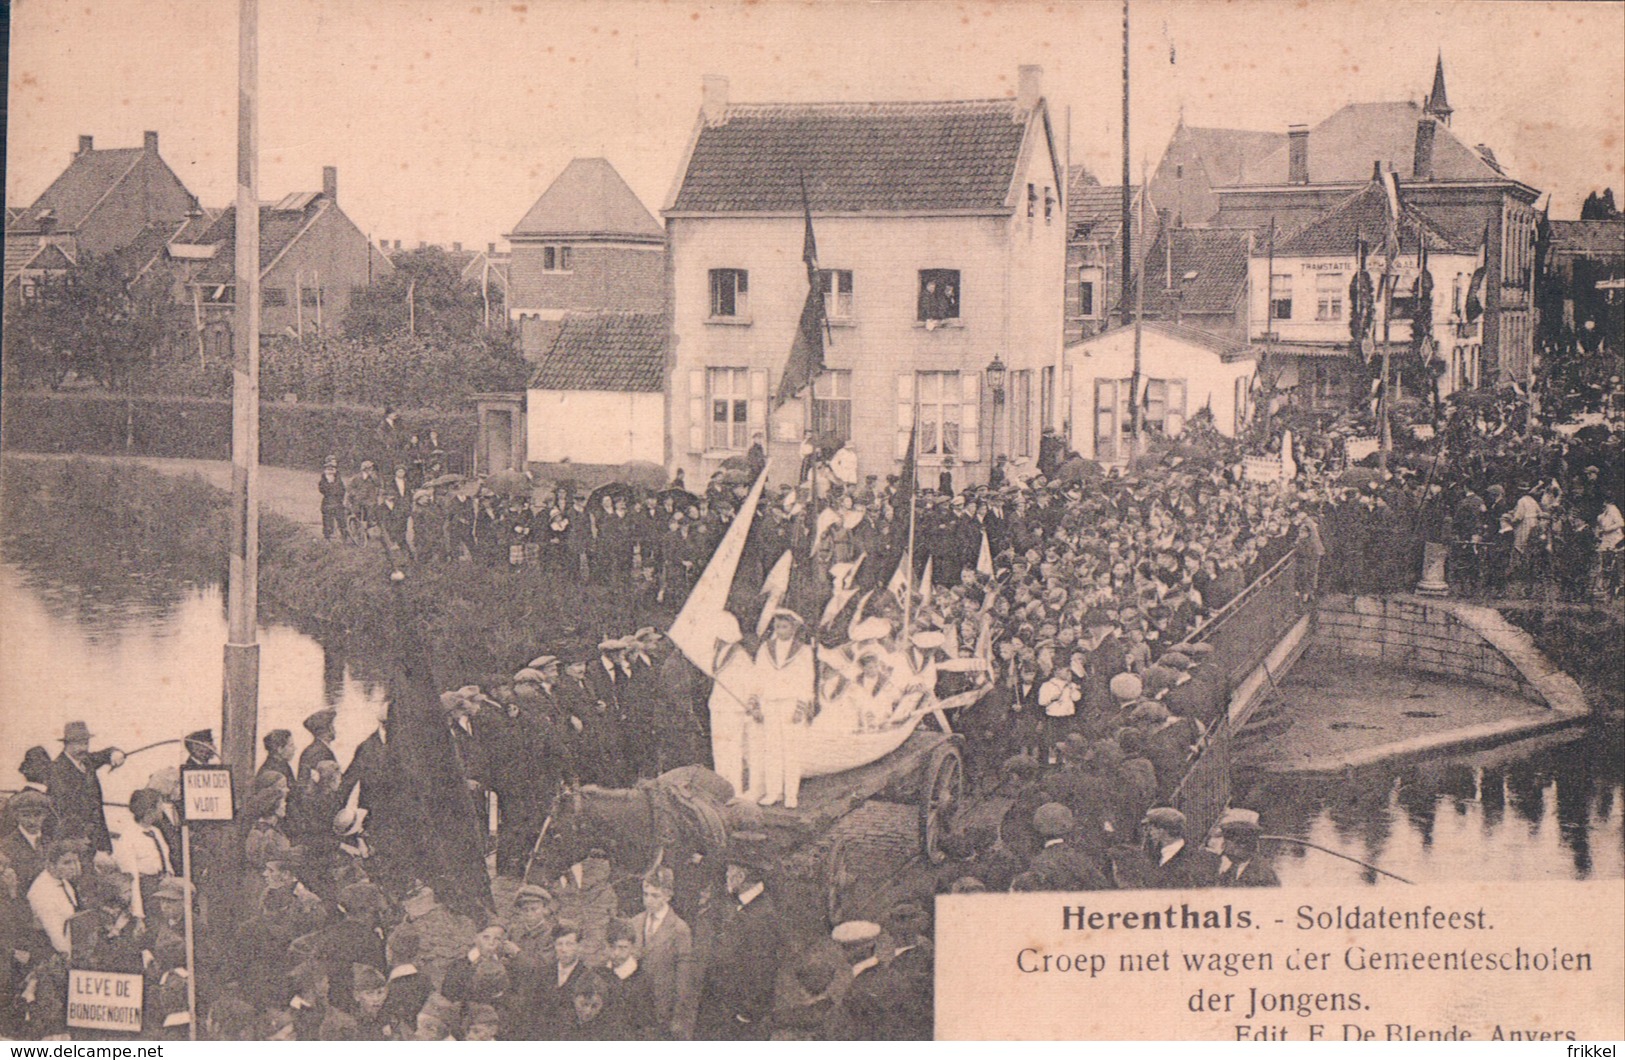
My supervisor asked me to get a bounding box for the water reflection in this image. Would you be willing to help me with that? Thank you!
[0,558,386,839]
[1238,727,1624,886]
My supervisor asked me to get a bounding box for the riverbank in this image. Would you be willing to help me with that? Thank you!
[0,456,669,688]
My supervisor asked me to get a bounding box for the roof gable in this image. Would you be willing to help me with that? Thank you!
[1073,319,1253,361]
[1247,101,1504,184]
[1069,184,1139,242]
[1181,126,1288,186]
[529,312,667,392]
[10,148,145,233]
[670,99,1033,213]
[512,158,663,241]
[1273,181,1480,256]
[193,199,328,282]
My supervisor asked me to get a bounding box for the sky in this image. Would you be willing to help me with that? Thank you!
[7,0,1623,248]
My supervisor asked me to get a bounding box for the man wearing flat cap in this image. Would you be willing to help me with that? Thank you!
[1141,807,1219,890]
[1216,809,1279,888]
[48,721,124,854]
[630,866,698,1039]
[1028,803,1109,891]
[1,790,52,892]
[697,841,782,1039]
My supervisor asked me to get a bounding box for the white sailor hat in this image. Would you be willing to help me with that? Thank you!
[831,920,882,945]
[850,617,893,642]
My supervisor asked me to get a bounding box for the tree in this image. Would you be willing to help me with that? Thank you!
[1579,189,1620,221]
[342,246,495,343]
[1,253,174,392]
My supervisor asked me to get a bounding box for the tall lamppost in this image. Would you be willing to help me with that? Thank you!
[986,354,1007,472]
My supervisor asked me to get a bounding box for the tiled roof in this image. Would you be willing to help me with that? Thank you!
[1273,181,1479,256]
[512,158,663,240]
[192,199,327,283]
[1077,320,1253,362]
[1547,219,1625,257]
[117,220,190,278]
[529,312,667,393]
[1246,101,1504,184]
[4,241,75,286]
[8,148,145,233]
[1181,126,1288,186]
[1133,227,1252,317]
[670,100,1032,213]
[4,239,43,282]
[1070,184,1138,242]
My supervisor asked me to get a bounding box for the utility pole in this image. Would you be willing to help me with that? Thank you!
[223,0,261,801]
[1121,0,1132,331]
[1131,156,1146,458]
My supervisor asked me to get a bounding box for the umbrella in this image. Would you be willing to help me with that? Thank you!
[619,461,668,490]
[588,481,636,508]
[427,473,465,488]
[484,468,534,498]
[658,487,700,508]
[712,466,754,486]
[719,454,754,472]
[1053,456,1103,485]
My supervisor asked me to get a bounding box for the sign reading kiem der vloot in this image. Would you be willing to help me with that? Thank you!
[181,766,235,821]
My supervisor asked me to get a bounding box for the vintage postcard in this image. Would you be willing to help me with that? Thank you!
[2,0,1622,1043]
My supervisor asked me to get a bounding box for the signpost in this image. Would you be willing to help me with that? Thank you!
[180,766,235,1041]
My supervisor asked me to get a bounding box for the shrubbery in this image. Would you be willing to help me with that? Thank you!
[1,391,474,470]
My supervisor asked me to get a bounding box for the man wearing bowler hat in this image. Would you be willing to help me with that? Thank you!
[696,836,782,1038]
[182,729,218,768]
[47,721,124,854]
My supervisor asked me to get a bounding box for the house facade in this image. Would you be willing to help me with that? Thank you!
[663,68,1067,488]
[175,167,392,346]
[5,131,198,293]
[506,158,666,360]
[524,311,666,469]
[1246,175,1483,405]
[1065,322,1256,463]
[1065,171,1157,343]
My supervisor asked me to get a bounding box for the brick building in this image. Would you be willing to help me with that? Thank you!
[506,157,666,360]
[663,67,1066,488]
[1064,169,1157,343]
[5,131,198,293]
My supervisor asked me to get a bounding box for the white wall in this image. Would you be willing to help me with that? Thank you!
[1065,328,1256,462]
[527,389,664,466]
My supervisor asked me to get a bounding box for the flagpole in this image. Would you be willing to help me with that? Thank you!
[904,412,918,637]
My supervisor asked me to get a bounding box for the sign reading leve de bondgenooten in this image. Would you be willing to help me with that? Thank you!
[66,969,143,1032]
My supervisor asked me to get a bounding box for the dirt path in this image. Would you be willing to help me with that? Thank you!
[8,452,325,529]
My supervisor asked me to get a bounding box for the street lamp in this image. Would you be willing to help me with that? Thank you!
[986,355,1007,469]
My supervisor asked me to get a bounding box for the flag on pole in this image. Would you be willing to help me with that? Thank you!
[774,175,828,408]
[668,469,769,675]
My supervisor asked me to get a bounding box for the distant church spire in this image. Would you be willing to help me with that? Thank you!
[1424,51,1453,126]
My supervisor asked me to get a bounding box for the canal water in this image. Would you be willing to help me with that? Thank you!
[0,553,387,839]
[2,542,1620,887]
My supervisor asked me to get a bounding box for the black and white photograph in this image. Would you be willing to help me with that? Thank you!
[1,0,1622,1042]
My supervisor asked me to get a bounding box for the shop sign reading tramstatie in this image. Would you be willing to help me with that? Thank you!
[181,766,235,821]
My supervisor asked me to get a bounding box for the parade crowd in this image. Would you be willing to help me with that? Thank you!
[4,377,1621,1041]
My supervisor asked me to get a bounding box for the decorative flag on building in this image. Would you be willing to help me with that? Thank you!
[774,175,829,409]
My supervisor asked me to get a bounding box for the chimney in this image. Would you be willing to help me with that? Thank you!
[78,135,94,155]
[144,130,159,153]
[487,242,496,254]
[453,241,463,253]
[701,75,730,126]
[1017,64,1043,113]
[394,239,402,251]
[1413,117,1437,180]
[322,166,338,202]
[1288,125,1309,184]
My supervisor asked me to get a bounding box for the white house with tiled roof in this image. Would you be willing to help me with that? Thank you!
[663,67,1067,488]
[522,311,667,468]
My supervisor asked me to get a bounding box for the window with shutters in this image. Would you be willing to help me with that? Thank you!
[917,269,960,323]
[707,368,752,450]
[708,268,749,320]
[1143,378,1187,435]
[818,269,854,322]
[917,372,960,458]
[810,370,852,443]
[897,371,980,463]
[1095,378,1123,463]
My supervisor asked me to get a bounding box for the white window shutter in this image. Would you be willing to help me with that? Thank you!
[896,373,915,459]
[688,368,705,453]
[748,369,769,441]
[960,371,980,463]
[1063,367,1074,439]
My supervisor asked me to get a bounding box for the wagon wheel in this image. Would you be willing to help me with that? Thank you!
[823,835,857,924]
[919,743,964,864]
